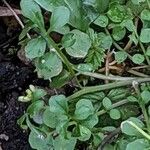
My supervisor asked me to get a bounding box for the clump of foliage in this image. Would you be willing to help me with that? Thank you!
[18,0,150,149]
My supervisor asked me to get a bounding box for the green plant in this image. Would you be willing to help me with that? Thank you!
[18,0,150,149]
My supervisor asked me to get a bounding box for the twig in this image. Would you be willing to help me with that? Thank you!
[127,69,149,77]
[2,0,31,39]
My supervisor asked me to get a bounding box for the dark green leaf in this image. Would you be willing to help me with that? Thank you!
[94,15,109,27]
[140,28,150,43]
[132,54,145,64]
[109,109,121,120]
[102,97,112,109]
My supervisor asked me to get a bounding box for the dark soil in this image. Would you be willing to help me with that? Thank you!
[0,10,33,149]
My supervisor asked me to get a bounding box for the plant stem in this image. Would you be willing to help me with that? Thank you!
[68,78,150,101]
[78,71,137,81]
[132,81,150,133]
[97,99,129,116]
[41,29,82,88]
[147,0,150,9]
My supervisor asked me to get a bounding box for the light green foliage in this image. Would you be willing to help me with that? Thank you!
[25,37,46,59]
[115,51,128,63]
[132,54,145,64]
[19,0,150,149]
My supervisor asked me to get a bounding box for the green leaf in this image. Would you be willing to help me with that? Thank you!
[54,135,76,150]
[77,63,93,72]
[107,4,126,23]
[32,88,47,101]
[102,97,112,110]
[115,51,128,63]
[109,109,121,120]
[78,125,91,141]
[62,33,76,48]
[29,130,53,150]
[49,95,68,114]
[34,0,64,12]
[141,90,150,104]
[65,30,91,58]
[74,99,94,120]
[121,117,144,136]
[35,52,63,79]
[50,6,70,31]
[85,46,105,70]
[25,37,46,59]
[20,0,44,28]
[112,26,126,41]
[141,9,150,21]
[43,108,57,128]
[140,28,150,43]
[131,0,145,5]
[121,19,136,32]
[50,70,71,88]
[17,114,28,130]
[146,46,150,56]
[129,34,138,45]
[126,139,150,150]
[132,54,145,64]
[80,114,98,129]
[96,0,110,13]
[127,96,138,102]
[94,15,109,27]
[98,33,112,49]
[107,88,128,101]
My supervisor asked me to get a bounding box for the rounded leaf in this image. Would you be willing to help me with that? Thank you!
[140,28,150,43]
[109,109,121,120]
[115,51,128,63]
[121,117,144,136]
[132,54,145,64]
[141,90,150,104]
[25,37,46,59]
[50,6,70,31]
[35,52,63,79]
[102,97,112,110]
[65,30,91,58]
[94,15,108,27]
[74,99,94,120]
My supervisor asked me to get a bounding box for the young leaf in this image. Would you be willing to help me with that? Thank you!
[65,30,91,58]
[126,139,150,150]
[20,0,44,28]
[85,47,105,70]
[132,54,145,64]
[107,4,126,23]
[115,51,128,63]
[94,15,108,27]
[49,95,68,114]
[112,26,126,41]
[127,96,138,102]
[74,99,94,120]
[102,97,112,110]
[121,117,144,136]
[141,90,150,104]
[50,6,70,31]
[25,37,46,59]
[140,28,150,43]
[109,109,121,120]
[35,52,63,79]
